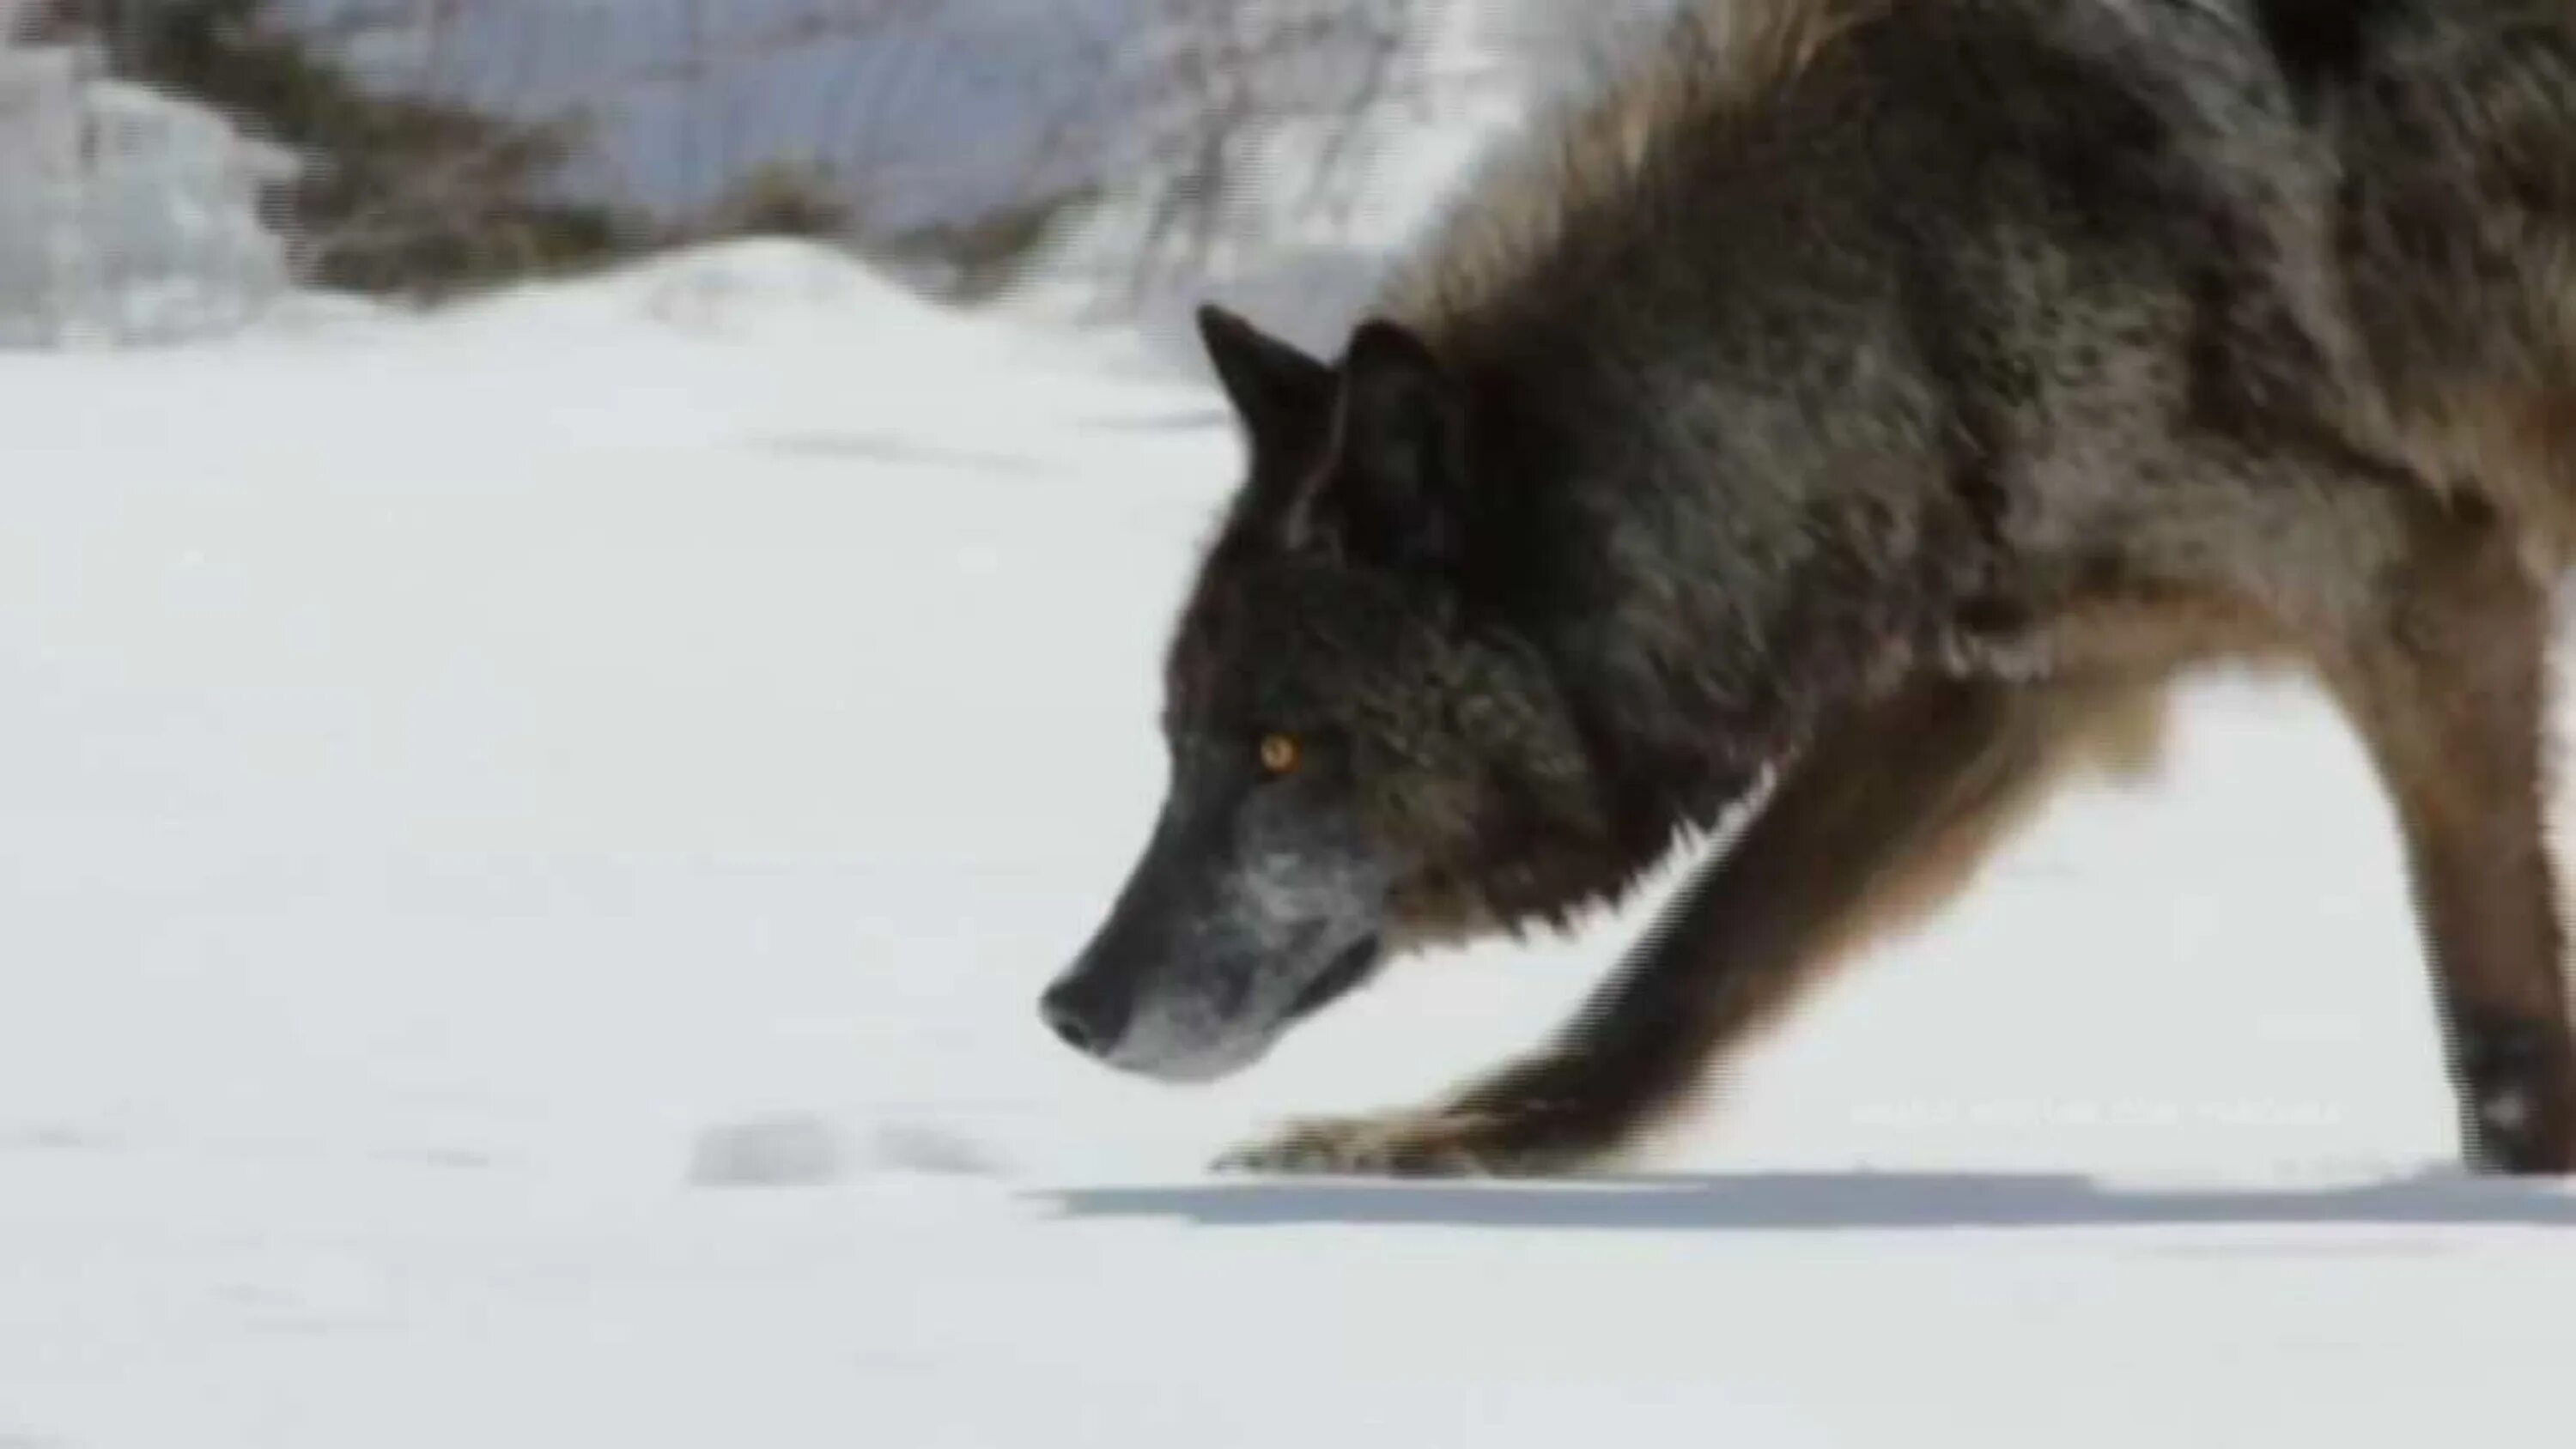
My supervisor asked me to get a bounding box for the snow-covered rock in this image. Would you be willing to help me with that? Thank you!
[0,42,295,348]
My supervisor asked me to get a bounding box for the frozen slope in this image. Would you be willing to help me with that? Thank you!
[4,241,2573,1448]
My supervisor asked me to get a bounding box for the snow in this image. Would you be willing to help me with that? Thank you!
[0,43,295,348]
[4,234,2573,1448]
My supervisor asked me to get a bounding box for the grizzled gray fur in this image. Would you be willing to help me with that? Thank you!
[1042,0,2576,1177]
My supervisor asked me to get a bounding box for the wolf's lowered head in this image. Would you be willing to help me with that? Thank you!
[1039,306,1611,1083]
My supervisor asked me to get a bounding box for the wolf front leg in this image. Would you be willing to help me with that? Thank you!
[1218,671,2169,1178]
[2328,515,2576,1175]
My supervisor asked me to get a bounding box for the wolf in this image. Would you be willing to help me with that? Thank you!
[1039,0,2576,1177]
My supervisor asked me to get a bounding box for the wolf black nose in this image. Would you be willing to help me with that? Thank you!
[1041,976,1123,1058]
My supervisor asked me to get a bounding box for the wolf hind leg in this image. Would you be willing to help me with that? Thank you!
[1216,670,2172,1179]
[2325,512,2576,1175]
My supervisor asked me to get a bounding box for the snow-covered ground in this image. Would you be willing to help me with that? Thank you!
[5,239,2573,1448]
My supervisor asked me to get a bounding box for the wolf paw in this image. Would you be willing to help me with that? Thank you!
[1212,1110,1565,1179]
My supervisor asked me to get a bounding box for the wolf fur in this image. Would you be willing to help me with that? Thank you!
[1041,0,2576,1176]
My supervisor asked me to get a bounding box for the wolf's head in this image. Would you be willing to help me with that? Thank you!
[1039,306,1615,1082]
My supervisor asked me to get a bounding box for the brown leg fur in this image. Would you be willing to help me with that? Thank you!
[1217,670,2170,1178]
[2325,510,2576,1175]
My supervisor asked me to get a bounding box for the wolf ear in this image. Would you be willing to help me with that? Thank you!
[1197,304,1334,458]
[1285,319,1468,572]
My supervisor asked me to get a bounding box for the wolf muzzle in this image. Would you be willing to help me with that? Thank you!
[1042,781,1389,1082]
[1041,800,1240,1076]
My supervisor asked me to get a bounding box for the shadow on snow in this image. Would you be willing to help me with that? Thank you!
[1040,1170,2576,1233]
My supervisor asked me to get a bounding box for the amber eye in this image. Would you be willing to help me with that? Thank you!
[1258,733,1301,776]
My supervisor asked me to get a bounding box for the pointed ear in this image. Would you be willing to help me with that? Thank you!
[1196,304,1333,458]
[1285,320,1468,571]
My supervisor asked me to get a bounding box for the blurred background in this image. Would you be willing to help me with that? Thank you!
[2,0,1682,350]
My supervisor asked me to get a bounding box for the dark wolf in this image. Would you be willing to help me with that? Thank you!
[1040,0,2576,1176]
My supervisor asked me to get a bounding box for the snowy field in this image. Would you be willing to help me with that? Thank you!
[6,240,2575,1447]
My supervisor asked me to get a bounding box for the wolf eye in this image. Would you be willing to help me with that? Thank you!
[1257,733,1301,776]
